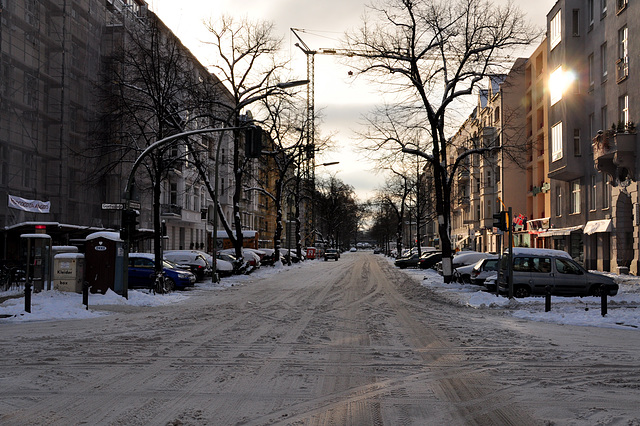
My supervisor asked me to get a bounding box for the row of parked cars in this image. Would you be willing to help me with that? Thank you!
[127,248,305,291]
[394,247,618,298]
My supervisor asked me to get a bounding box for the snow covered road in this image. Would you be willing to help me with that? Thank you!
[1,251,639,425]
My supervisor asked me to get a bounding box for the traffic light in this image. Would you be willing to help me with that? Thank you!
[492,211,508,231]
[120,208,140,241]
[244,126,263,158]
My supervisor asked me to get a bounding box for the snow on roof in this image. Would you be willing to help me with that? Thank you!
[20,234,52,239]
[85,231,122,242]
[54,253,85,259]
[505,247,571,258]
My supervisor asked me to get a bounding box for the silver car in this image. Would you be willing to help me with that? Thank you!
[496,248,618,298]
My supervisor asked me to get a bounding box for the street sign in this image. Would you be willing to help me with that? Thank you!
[102,203,124,210]
[128,201,141,210]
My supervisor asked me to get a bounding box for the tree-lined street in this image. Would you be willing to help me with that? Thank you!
[2,252,639,425]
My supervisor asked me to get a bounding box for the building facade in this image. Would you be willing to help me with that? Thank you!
[546,0,637,272]
[450,60,528,254]
[1,0,280,260]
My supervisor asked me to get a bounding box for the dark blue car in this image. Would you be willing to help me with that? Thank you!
[128,253,196,291]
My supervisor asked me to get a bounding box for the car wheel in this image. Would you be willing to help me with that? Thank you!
[514,286,531,298]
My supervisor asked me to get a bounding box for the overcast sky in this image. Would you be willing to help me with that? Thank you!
[147,0,557,200]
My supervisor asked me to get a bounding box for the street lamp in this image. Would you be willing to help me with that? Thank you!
[317,161,339,167]
[276,79,310,89]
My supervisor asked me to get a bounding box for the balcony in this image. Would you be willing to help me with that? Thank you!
[458,168,470,181]
[161,204,182,217]
[593,129,637,184]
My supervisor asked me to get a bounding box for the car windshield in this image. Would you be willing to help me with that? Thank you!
[164,260,183,269]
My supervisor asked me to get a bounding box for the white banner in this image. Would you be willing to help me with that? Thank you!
[8,194,51,213]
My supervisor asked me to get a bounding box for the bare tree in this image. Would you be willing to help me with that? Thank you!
[345,0,538,281]
[204,15,294,260]
[96,15,219,278]
[250,94,307,264]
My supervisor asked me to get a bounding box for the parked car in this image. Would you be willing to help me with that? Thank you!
[395,253,421,269]
[128,253,196,291]
[395,251,434,269]
[221,248,261,272]
[454,255,499,283]
[469,257,500,286]
[324,249,339,261]
[418,252,442,269]
[496,248,618,298]
[164,250,211,281]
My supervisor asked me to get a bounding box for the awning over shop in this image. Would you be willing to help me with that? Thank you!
[537,225,584,238]
[583,219,613,235]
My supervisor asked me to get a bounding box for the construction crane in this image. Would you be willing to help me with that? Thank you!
[291,28,365,247]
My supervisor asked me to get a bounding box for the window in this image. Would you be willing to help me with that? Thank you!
[555,258,582,274]
[601,105,608,130]
[617,0,627,13]
[550,66,565,105]
[603,174,611,209]
[601,43,608,81]
[588,54,595,89]
[23,153,33,188]
[588,0,595,25]
[170,183,178,205]
[551,122,563,161]
[619,25,628,59]
[574,129,581,156]
[556,185,563,216]
[572,9,580,36]
[601,0,607,16]
[550,10,562,50]
[571,179,581,214]
[0,146,7,185]
[590,175,597,210]
[617,25,629,81]
[619,94,629,125]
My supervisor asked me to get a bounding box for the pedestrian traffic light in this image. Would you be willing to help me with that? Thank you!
[244,126,263,158]
[493,211,508,231]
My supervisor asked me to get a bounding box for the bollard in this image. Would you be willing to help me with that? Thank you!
[24,281,32,313]
[545,285,551,312]
[600,285,608,317]
[82,281,89,310]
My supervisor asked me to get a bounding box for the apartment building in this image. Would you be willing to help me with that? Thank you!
[524,39,552,247]
[0,0,275,259]
[546,0,637,272]
[1,0,110,257]
[450,59,528,253]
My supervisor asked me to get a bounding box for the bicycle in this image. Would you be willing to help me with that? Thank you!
[152,270,174,294]
[0,265,23,292]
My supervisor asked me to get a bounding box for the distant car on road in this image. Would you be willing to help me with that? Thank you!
[324,249,339,261]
